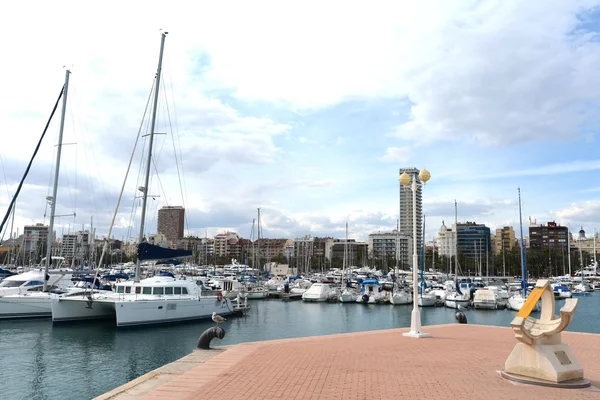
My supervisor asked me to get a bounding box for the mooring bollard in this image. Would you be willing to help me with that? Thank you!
[197,326,226,350]
[455,311,467,324]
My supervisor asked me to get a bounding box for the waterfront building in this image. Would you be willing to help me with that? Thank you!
[157,206,185,242]
[367,231,410,267]
[437,220,456,259]
[456,222,492,259]
[213,232,242,259]
[22,223,51,264]
[494,226,516,255]
[528,220,568,251]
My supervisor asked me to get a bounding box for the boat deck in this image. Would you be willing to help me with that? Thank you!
[96,324,600,400]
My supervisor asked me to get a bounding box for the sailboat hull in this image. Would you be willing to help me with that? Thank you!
[114,298,234,327]
[51,296,116,322]
[0,294,55,319]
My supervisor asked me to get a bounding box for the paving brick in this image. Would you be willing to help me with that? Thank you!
[137,324,600,400]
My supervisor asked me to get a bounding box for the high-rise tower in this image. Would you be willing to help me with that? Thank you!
[399,167,423,267]
[157,206,185,243]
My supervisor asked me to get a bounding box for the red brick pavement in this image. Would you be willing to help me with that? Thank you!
[141,324,600,400]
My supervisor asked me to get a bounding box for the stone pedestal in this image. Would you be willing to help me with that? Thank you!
[504,342,583,382]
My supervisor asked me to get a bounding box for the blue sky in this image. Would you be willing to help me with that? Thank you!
[1,0,600,244]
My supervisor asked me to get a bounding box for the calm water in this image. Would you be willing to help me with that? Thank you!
[1,294,599,400]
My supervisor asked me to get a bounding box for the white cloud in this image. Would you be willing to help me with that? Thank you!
[2,0,600,246]
[380,147,412,163]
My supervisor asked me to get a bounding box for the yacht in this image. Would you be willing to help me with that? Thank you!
[417,291,436,307]
[473,288,498,310]
[339,285,359,303]
[0,269,72,297]
[302,283,331,302]
[0,276,108,319]
[52,274,233,326]
[389,289,412,305]
[356,279,386,304]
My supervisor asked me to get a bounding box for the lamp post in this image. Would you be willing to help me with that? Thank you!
[400,168,431,338]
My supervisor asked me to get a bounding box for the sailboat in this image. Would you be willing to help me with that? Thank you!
[0,71,80,318]
[507,188,539,312]
[445,201,470,309]
[51,33,235,326]
[339,222,359,303]
[417,215,436,307]
[390,219,411,305]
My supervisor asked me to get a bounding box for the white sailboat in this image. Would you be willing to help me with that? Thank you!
[507,188,539,312]
[51,33,234,326]
[445,201,470,309]
[339,222,358,303]
[0,71,75,319]
[390,219,412,305]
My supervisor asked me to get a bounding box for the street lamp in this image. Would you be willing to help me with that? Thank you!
[400,168,431,338]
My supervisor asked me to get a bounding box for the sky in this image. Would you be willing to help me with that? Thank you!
[1,0,600,244]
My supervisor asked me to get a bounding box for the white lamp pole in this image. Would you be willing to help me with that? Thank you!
[400,168,431,338]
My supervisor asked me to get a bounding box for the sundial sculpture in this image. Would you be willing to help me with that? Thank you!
[502,279,590,388]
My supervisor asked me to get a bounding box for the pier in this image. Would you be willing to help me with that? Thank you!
[95,324,600,399]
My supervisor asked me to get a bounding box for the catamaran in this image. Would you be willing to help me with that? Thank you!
[51,32,233,327]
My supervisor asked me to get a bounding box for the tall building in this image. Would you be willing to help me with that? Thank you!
[157,206,185,242]
[528,221,568,251]
[399,167,423,267]
[494,226,516,255]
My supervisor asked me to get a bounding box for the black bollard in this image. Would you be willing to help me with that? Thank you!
[455,311,467,324]
[197,326,226,350]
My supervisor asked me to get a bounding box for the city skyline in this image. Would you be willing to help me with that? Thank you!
[1,2,600,245]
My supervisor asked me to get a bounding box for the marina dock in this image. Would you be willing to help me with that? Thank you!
[95,324,600,400]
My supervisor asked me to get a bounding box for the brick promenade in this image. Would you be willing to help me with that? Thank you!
[102,324,600,400]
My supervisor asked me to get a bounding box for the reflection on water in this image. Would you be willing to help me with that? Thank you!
[0,294,597,400]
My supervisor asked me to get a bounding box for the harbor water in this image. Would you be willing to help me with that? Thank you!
[2,294,599,400]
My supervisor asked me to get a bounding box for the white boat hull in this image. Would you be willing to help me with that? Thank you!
[418,295,436,307]
[445,298,470,309]
[473,300,497,310]
[0,294,54,318]
[114,297,234,327]
[390,292,412,305]
[244,290,268,299]
[339,291,357,303]
[302,295,328,302]
[51,296,116,322]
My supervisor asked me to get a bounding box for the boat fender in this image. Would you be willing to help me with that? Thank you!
[216,291,223,301]
[362,294,369,303]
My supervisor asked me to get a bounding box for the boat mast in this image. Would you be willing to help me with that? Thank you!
[518,187,527,295]
[567,225,572,277]
[342,222,347,284]
[594,228,597,276]
[135,32,167,282]
[454,200,458,280]
[257,208,261,272]
[43,69,70,292]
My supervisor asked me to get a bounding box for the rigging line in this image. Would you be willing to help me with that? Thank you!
[167,69,188,207]
[151,157,169,207]
[0,154,12,201]
[161,77,189,234]
[92,79,154,286]
[0,85,64,242]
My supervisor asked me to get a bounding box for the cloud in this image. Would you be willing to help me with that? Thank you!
[380,147,412,163]
[555,201,600,229]
[388,1,600,147]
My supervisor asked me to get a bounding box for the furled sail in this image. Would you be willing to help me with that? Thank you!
[137,242,192,261]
